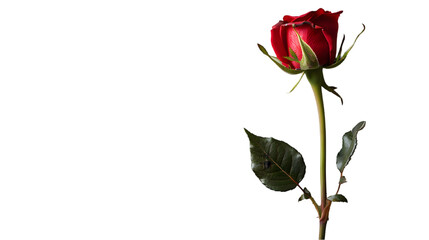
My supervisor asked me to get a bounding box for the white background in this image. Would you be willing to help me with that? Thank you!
[0,0,428,239]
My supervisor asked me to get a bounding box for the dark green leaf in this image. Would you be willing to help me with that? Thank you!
[298,187,311,202]
[328,194,348,203]
[257,44,303,75]
[336,121,366,173]
[244,128,306,192]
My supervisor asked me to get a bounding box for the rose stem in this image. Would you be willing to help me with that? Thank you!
[306,68,328,239]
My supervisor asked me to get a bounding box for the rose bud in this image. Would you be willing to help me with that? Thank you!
[271,8,342,70]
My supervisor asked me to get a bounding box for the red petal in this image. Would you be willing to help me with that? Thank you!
[312,11,342,63]
[287,24,331,67]
[288,8,325,22]
[271,21,294,68]
[283,15,295,23]
[282,25,301,69]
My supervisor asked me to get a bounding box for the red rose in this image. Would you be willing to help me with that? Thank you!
[271,8,342,69]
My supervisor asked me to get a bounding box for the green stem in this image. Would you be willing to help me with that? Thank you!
[319,221,327,240]
[306,68,328,239]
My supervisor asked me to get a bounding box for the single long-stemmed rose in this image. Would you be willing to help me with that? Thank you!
[245,8,366,239]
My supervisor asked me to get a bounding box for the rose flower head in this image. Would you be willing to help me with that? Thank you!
[271,8,342,70]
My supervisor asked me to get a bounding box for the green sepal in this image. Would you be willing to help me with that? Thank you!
[257,44,303,75]
[284,48,299,62]
[328,194,348,203]
[336,35,345,62]
[284,56,300,62]
[326,24,366,69]
[288,47,299,62]
[292,28,319,70]
[289,73,305,93]
[336,121,366,173]
[244,128,306,192]
[298,187,311,202]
